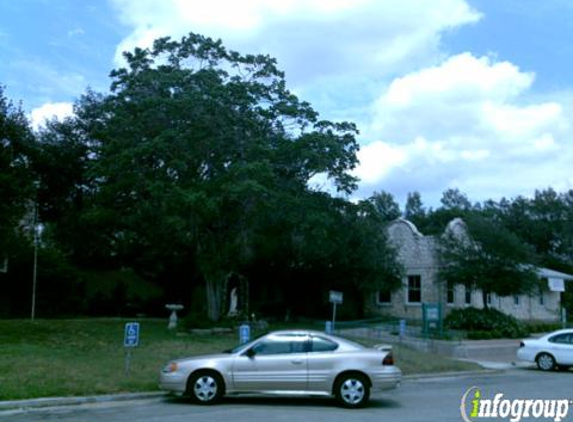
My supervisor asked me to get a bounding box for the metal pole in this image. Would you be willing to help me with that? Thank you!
[125,348,132,376]
[332,303,337,333]
[31,203,38,321]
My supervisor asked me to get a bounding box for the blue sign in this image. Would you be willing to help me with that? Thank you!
[124,322,140,347]
[239,324,250,344]
[325,321,333,334]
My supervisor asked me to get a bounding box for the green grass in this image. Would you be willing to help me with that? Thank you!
[367,342,481,375]
[0,319,480,401]
[0,319,237,401]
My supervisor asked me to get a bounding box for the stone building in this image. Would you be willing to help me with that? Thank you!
[374,218,573,322]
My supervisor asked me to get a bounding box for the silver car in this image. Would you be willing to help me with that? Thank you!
[159,329,401,408]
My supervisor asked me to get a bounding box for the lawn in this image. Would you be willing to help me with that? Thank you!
[0,319,480,401]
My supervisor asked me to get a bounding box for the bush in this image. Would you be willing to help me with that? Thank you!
[445,307,529,339]
[523,321,564,334]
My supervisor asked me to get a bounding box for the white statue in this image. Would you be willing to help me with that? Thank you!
[166,304,184,330]
[228,287,238,316]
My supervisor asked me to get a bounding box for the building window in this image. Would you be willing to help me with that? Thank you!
[465,286,472,305]
[407,275,422,303]
[486,293,492,306]
[446,281,455,304]
[513,294,520,306]
[378,290,391,304]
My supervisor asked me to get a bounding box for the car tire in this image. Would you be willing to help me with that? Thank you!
[536,353,556,371]
[187,371,224,404]
[334,373,370,408]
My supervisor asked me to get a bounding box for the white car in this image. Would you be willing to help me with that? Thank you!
[517,329,573,371]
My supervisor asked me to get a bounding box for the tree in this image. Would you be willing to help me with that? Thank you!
[0,86,36,263]
[49,33,368,320]
[440,188,472,211]
[438,214,538,308]
[404,191,426,227]
[368,190,401,222]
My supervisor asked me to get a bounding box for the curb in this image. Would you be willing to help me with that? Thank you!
[0,391,166,412]
[0,369,502,412]
[403,368,502,381]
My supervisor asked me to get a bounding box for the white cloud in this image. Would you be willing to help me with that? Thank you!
[109,0,481,84]
[357,52,572,205]
[30,102,74,131]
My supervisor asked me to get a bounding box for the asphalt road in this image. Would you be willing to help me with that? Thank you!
[2,368,572,422]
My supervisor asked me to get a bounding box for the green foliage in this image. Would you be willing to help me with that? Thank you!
[404,191,426,227]
[367,190,401,222]
[438,213,538,299]
[30,32,400,321]
[440,188,472,211]
[522,321,569,333]
[0,86,36,257]
[445,307,529,339]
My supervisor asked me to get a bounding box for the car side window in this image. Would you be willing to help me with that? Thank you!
[252,335,308,355]
[549,334,572,344]
[310,336,339,352]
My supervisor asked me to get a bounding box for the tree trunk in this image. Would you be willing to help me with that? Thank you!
[205,275,224,322]
[482,289,489,310]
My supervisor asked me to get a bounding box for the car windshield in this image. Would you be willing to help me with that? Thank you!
[223,332,268,354]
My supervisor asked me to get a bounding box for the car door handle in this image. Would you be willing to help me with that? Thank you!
[291,359,304,364]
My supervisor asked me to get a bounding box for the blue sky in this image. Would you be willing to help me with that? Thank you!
[1,0,573,208]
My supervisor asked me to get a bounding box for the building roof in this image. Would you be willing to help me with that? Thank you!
[537,267,573,281]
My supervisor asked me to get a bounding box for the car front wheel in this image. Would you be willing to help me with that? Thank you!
[335,373,370,408]
[187,371,224,404]
[536,353,556,371]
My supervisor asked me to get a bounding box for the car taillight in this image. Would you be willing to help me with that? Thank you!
[382,352,394,366]
[519,341,525,348]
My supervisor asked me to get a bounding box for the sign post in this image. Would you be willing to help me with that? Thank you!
[239,323,251,344]
[422,303,442,338]
[124,322,140,376]
[329,290,343,333]
[399,319,406,341]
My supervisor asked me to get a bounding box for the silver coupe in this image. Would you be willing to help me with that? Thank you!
[159,329,401,408]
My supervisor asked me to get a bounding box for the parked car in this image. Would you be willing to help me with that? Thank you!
[160,329,401,408]
[517,329,573,371]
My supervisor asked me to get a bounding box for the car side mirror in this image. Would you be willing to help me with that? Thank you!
[245,348,256,359]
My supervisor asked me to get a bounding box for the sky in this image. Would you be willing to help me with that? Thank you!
[2,0,573,208]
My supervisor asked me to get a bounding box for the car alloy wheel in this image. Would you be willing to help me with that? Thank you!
[336,374,370,408]
[188,372,223,404]
[536,353,556,371]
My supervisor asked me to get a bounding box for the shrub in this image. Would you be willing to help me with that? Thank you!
[523,321,564,334]
[445,307,529,339]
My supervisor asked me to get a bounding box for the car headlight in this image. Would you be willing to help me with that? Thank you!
[162,362,178,373]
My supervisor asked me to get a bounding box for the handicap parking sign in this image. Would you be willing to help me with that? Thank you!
[124,322,140,347]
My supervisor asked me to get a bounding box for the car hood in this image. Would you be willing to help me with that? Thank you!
[174,353,235,364]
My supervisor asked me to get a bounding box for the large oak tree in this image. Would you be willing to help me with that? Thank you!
[39,33,401,320]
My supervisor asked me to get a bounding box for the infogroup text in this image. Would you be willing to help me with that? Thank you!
[460,387,572,422]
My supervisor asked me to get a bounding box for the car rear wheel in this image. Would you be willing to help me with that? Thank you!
[335,373,370,408]
[536,353,556,371]
[187,371,224,404]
